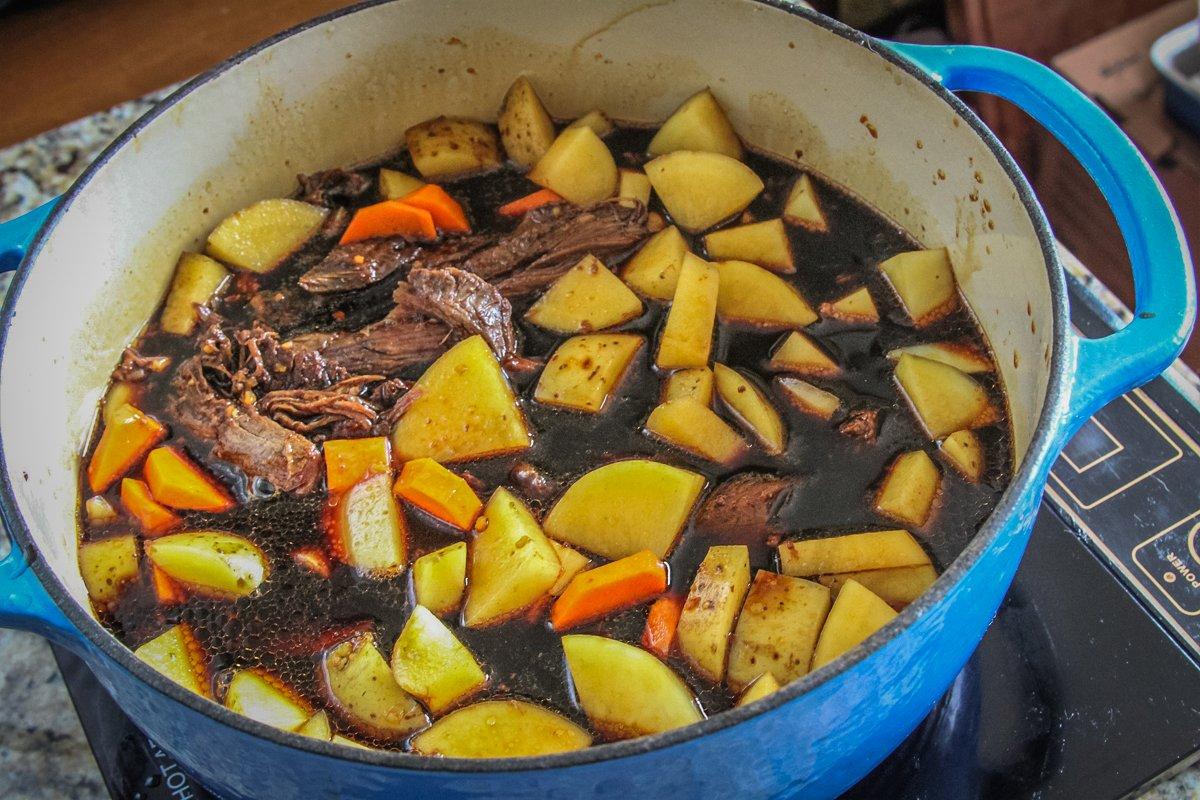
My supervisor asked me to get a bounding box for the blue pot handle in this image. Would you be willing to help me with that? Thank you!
[889,43,1196,436]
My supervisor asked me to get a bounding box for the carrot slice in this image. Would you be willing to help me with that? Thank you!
[393,457,482,530]
[120,478,182,536]
[498,188,563,217]
[340,200,437,244]
[86,403,167,493]
[324,436,391,496]
[550,550,668,631]
[641,594,685,658]
[143,447,235,513]
[401,184,471,233]
[292,546,332,579]
[152,565,188,605]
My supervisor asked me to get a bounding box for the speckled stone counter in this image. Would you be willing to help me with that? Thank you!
[0,90,1197,800]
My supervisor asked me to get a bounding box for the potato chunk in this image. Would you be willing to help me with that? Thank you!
[880,247,958,325]
[225,669,311,732]
[411,700,592,757]
[392,335,530,462]
[297,710,333,741]
[567,109,615,138]
[618,169,652,205]
[820,286,878,324]
[645,151,763,232]
[562,634,702,738]
[622,225,689,300]
[716,260,817,329]
[887,342,993,374]
[378,168,424,199]
[647,88,743,160]
[713,364,785,455]
[703,219,793,273]
[525,255,644,333]
[656,254,719,369]
[810,579,897,671]
[663,366,714,404]
[736,673,781,707]
[145,531,267,599]
[134,624,210,698]
[550,541,592,595]
[768,331,839,377]
[463,488,561,627]
[817,564,937,608]
[544,459,704,560]
[206,199,327,273]
[160,253,229,335]
[940,429,985,481]
[391,605,487,713]
[321,633,427,741]
[79,535,139,606]
[873,450,940,527]
[677,545,752,683]
[727,571,831,691]
[498,76,556,169]
[783,174,828,232]
[894,353,997,438]
[405,116,502,179]
[332,474,407,579]
[645,399,748,465]
[534,333,644,413]
[412,542,467,616]
[775,376,841,420]
[529,126,618,204]
[778,530,931,577]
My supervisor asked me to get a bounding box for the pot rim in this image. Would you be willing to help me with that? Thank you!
[0,0,1071,774]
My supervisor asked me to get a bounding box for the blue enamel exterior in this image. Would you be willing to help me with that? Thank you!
[0,17,1191,800]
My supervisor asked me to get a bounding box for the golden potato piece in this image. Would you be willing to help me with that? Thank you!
[225,669,311,732]
[405,116,502,179]
[206,199,327,273]
[820,287,878,324]
[160,253,229,336]
[525,255,644,333]
[333,474,407,579]
[134,624,210,698]
[534,333,644,413]
[656,254,719,369]
[411,700,592,757]
[412,542,467,616]
[297,710,333,741]
[887,342,993,374]
[716,260,817,329]
[817,564,937,608]
[768,331,839,377]
[783,174,827,233]
[645,151,763,232]
[648,88,743,160]
[873,450,940,528]
[145,531,267,599]
[810,579,898,671]
[703,219,793,273]
[549,541,592,595]
[392,336,530,462]
[498,76,556,169]
[567,109,615,138]
[778,530,931,577]
[101,381,138,428]
[663,366,714,405]
[940,429,986,481]
[775,376,841,420]
[677,545,752,683]
[880,247,959,326]
[735,672,781,707]
[378,168,424,199]
[562,634,702,738]
[713,364,786,455]
[622,225,689,301]
[894,353,997,439]
[544,459,704,560]
[391,605,486,714]
[79,534,139,606]
[529,126,618,204]
[618,169,652,205]
[321,633,427,741]
[645,399,749,465]
[727,570,831,691]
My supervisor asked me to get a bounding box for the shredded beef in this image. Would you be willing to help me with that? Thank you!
[298,233,492,295]
[259,385,379,440]
[401,267,516,359]
[112,348,171,382]
[296,168,373,207]
[287,308,450,377]
[838,408,880,442]
[694,473,801,541]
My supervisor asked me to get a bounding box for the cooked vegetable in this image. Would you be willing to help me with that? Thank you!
[886,342,993,374]
[378,168,424,200]
[394,458,482,530]
[324,436,391,496]
[145,531,268,599]
[120,478,182,535]
[525,255,644,333]
[767,331,839,377]
[715,260,817,328]
[820,286,878,324]
[810,579,897,671]
[647,88,743,160]
[392,336,530,462]
[411,542,468,616]
[774,376,842,420]
[401,184,471,233]
[549,541,592,595]
[340,200,437,244]
[879,247,958,326]
[533,333,644,413]
[544,459,704,560]
[297,710,333,741]
[618,169,652,205]
[225,669,312,731]
[645,398,748,464]
[332,735,372,749]
[663,366,714,404]
[331,473,407,578]
[497,76,557,169]
[645,151,763,232]
[713,364,785,455]
[134,624,210,697]
[778,530,931,577]
[622,224,689,301]
[206,199,327,273]
[562,634,703,738]
[159,252,229,336]
[735,672,781,707]
[143,446,234,512]
[84,495,118,526]
[405,116,502,179]
[86,403,167,493]
[782,174,827,233]
[528,126,618,204]
[727,571,831,691]
[320,632,428,741]
[463,488,561,627]
[410,700,592,757]
[551,550,668,631]
[101,381,138,428]
[676,545,752,683]
[567,109,615,137]
[703,219,793,273]
[894,353,997,438]
[873,450,940,528]
[151,565,187,605]
[817,565,937,608]
[655,254,719,369]
[498,188,562,217]
[391,605,487,713]
[291,546,332,579]
[78,534,139,606]
[940,429,985,481]
[642,595,685,658]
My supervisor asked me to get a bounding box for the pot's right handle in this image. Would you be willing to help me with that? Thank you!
[889,42,1195,437]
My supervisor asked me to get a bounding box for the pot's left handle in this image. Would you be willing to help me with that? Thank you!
[0,200,57,272]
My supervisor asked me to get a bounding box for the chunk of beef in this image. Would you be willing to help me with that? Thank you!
[258,384,379,440]
[401,267,516,360]
[287,308,450,377]
[215,406,322,494]
[167,358,228,440]
[112,348,171,382]
[838,408,880,442]
[296,168,373,207]
[509,461,559,504]
[694,473,801,542]
[298,233,492,295]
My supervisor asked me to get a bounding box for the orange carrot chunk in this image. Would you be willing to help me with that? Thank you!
[143,447,235,513]
[551,550,668,631]
[393,457,483,530]
[324,436,391,495]
[498,188,563,217]
[120,478,182,536]
[401,184,471,233]
[340,200,437,244]
[86,403,167,493]
[152,565,188,605]
[641,594,685,658]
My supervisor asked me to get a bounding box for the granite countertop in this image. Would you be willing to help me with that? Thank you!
[0,90,1197,800]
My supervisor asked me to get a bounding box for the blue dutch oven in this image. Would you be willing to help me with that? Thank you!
[0,2,1192,798]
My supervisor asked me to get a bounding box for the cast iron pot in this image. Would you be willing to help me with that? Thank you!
[0,2,1192,798]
